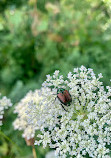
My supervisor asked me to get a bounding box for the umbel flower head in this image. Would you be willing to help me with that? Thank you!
[26,66,111,158]
[13,90,42,140]
[0,93,12,126]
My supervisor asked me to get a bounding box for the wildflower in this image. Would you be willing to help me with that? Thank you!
[0,93,12,126]
[26,66,111,157]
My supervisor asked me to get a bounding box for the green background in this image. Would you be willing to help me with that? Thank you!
[0,0,111,157]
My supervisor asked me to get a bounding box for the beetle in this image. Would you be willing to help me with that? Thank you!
[57,88,72,111]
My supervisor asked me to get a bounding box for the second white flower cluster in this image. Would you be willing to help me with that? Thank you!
[0,94,12,126]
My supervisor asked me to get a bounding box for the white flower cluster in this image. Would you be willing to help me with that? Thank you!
[13,90,42,140]
[21,66,111,157]
[0,93,12,126]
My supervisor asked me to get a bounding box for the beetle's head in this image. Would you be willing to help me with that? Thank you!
[57,88,65,94]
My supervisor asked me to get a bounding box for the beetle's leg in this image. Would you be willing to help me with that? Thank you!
[61,104,67,112]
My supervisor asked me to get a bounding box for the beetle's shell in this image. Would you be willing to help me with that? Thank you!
[57,90,72,106]
[57,93,66,104]
[63,90,72,102]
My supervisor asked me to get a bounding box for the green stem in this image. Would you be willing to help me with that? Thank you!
[83,99,89,112]
[0,130,22,153]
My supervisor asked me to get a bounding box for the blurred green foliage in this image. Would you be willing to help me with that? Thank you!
[0,0,111,157]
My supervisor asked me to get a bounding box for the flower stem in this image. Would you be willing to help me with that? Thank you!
[32,145,37,158]
[0,130,22,153]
